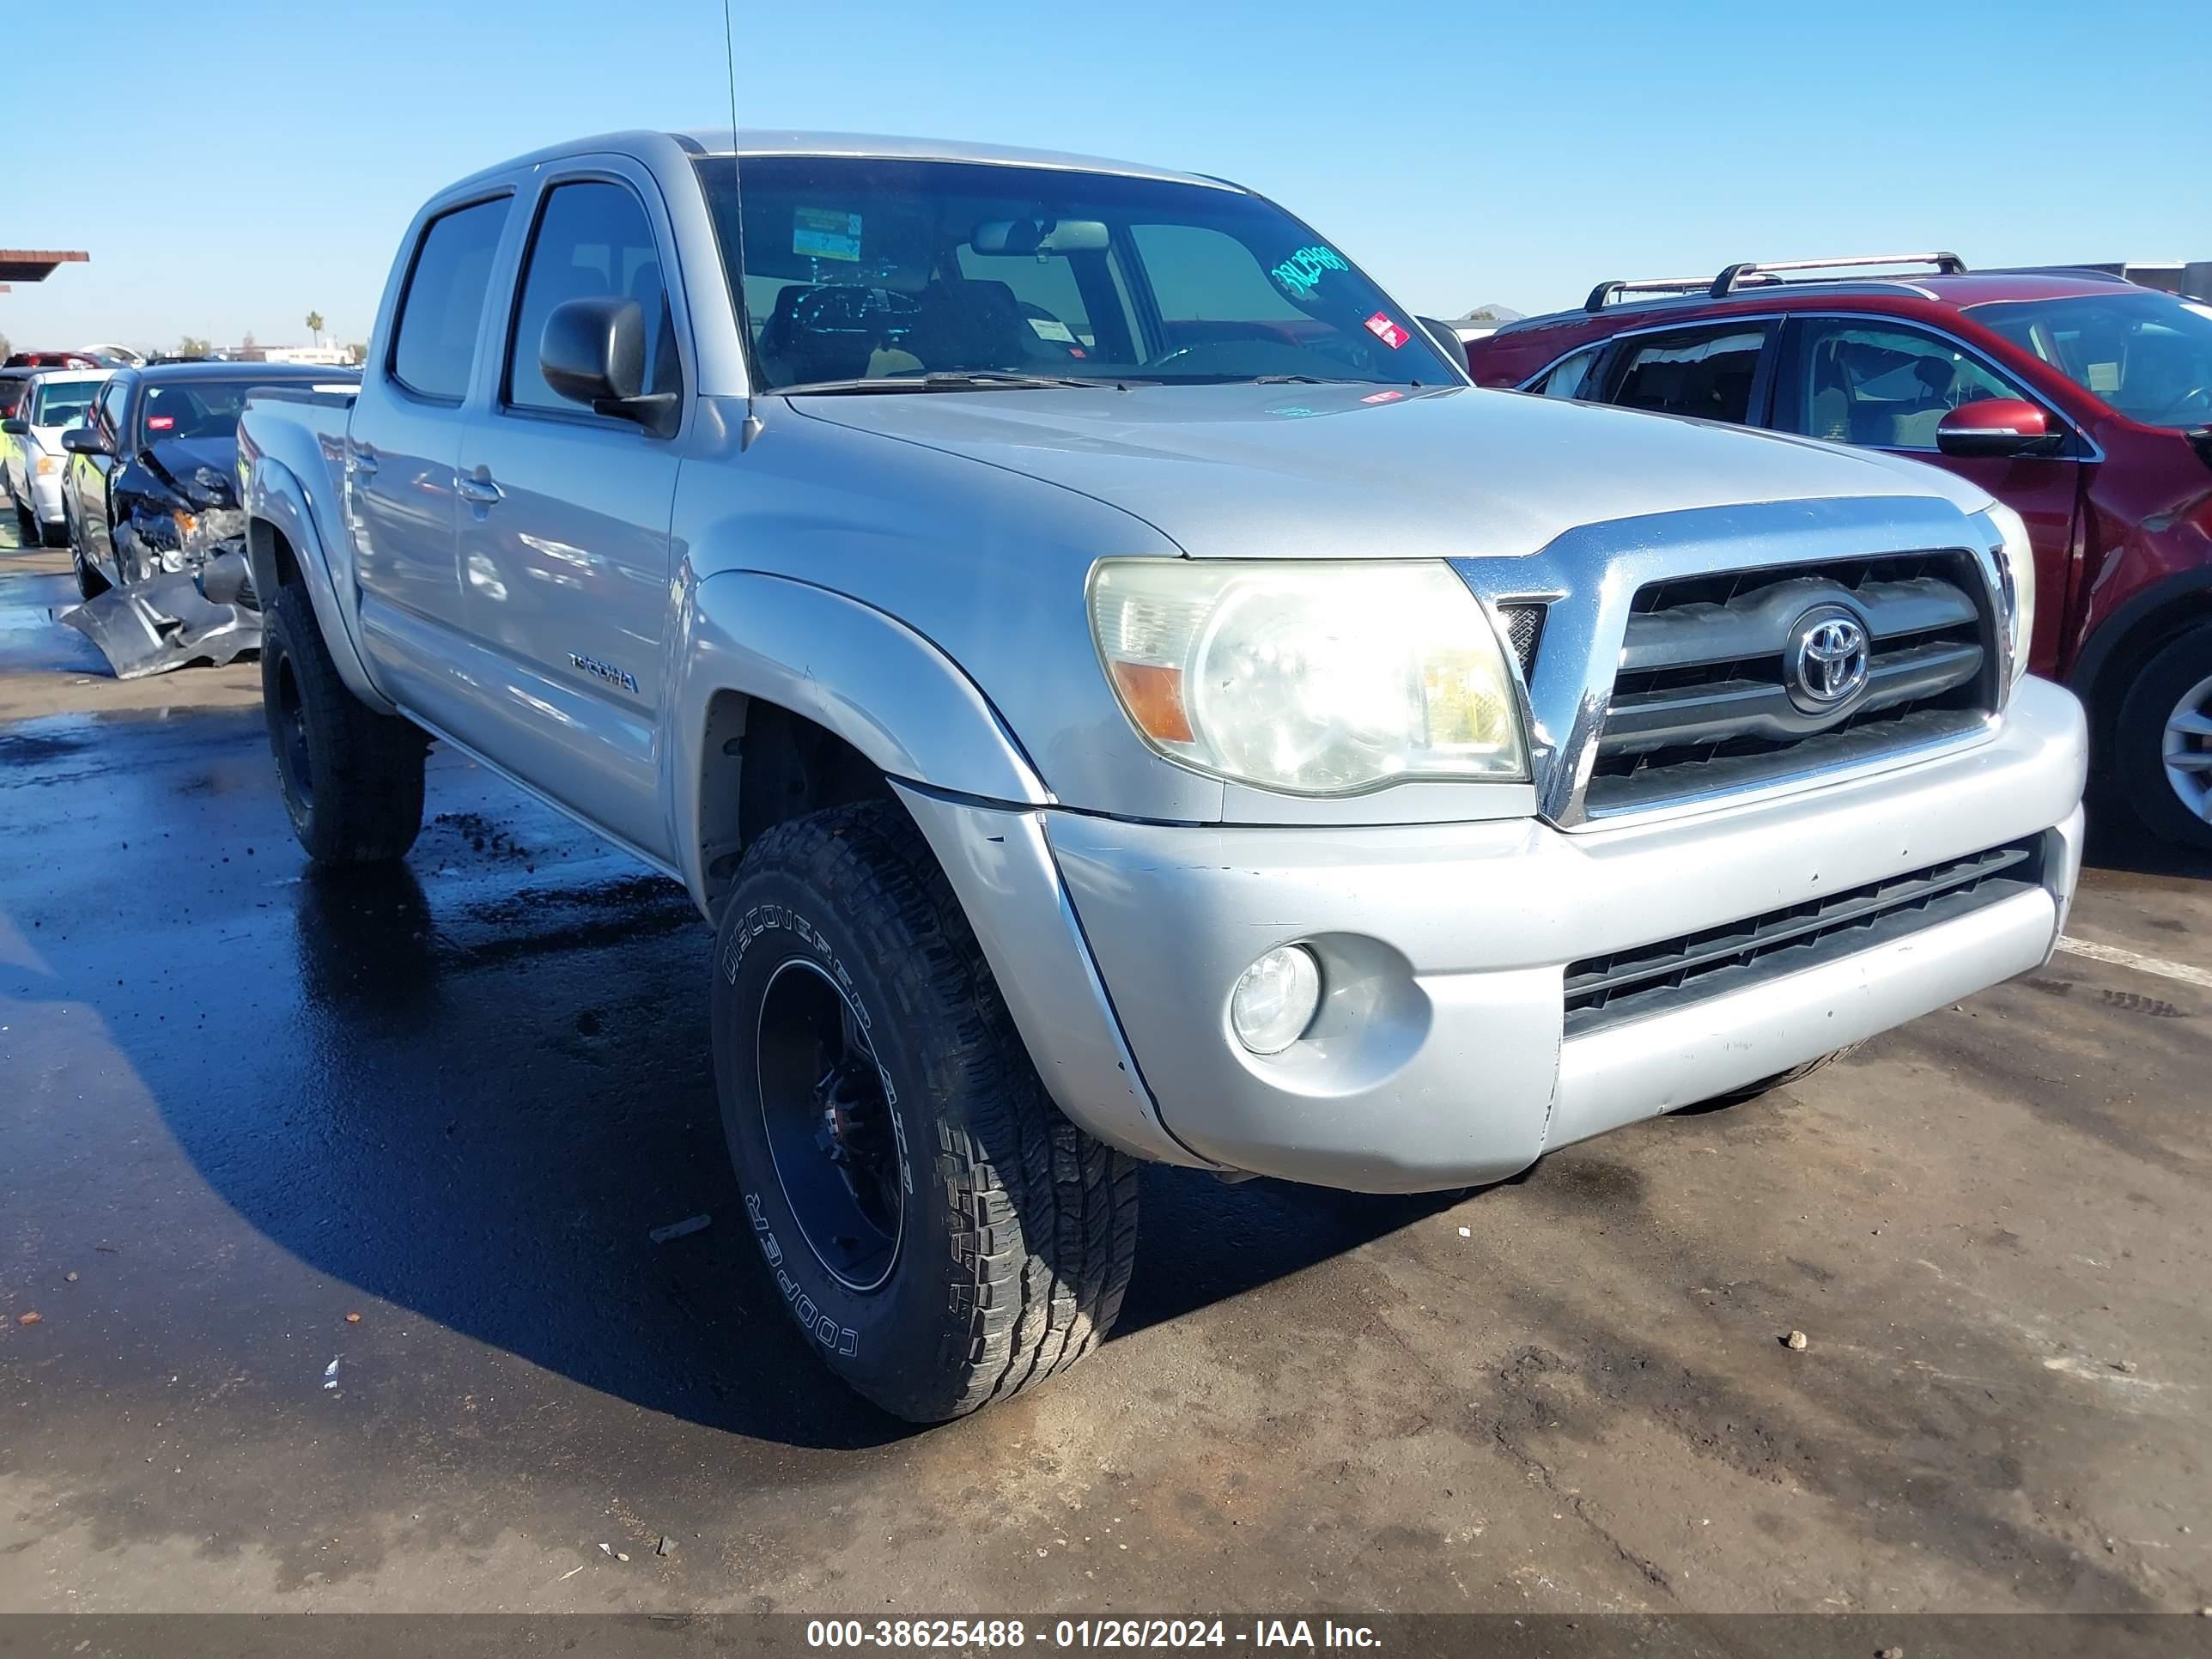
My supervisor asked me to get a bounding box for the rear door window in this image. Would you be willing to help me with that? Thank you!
[1605,325,1771,424]
[390,197,511,402]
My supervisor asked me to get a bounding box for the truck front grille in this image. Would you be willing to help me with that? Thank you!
[1585,553,1996,815]
[1562,836,2045,1036]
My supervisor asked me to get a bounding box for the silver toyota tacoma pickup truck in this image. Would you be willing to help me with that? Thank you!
[239,130,2088,1421]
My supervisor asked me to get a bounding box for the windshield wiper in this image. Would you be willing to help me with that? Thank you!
[1143,373,1373,386]
[780,370,1127,396]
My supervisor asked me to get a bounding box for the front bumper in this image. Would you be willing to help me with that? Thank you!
[902,676,2087,1193]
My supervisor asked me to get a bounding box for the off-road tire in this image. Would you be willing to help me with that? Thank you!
[712,799,1139,1422]
[2113,623,2212,854]
[262,582,426,864]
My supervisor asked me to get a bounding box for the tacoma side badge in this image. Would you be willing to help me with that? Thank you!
[568,652,640,695]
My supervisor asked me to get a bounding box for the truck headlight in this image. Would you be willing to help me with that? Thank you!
[1984,502,2035,690]
[1088,559,1528,796]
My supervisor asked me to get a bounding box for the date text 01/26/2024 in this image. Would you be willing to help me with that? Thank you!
[805,1620,1382,1650]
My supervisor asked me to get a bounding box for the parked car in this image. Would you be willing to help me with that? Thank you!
[4,367,112,546]
[61,362,355,677]
[240,133,2083,1422]
[1465,255,2212,850]
[0,370,28,534]
[3,350,102,369]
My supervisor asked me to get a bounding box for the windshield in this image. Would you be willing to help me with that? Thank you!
[29,380,100,429]
[695,155,1457,392]
[139,380,261,443]
[1971,290,2212,429]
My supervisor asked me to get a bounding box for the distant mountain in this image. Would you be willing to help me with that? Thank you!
[1451,303,1525,327]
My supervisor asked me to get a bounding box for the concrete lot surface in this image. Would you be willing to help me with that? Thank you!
[2,530,2209,1616]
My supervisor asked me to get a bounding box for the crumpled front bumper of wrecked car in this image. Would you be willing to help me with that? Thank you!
[64,509,260,680]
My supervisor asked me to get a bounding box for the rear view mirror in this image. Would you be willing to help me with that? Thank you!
[1936,398,2065,459]
[970,218,1110,256]
[61,425,107,455]
[0,416,25,436]
[540,296,659,426]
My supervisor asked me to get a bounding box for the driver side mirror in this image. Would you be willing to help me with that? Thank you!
[0,416,26,436]
[1936,398,2066,459]
[61,425,108,455]
[1418,317,1470,365]
[540,296,674,432]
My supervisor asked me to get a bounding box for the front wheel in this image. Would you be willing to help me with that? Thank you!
[712,799,1139,1422]
[261,582,427,864]
[11,495,36,549]
[70,532,109,600]
[2114,623,2212,854]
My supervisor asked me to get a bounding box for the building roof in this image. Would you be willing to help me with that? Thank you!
[0,249,90,285]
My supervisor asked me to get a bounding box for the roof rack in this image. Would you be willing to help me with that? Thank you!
[1974,264,2136,285]
[1583,252,1967,313]
[1581,276,1713,312]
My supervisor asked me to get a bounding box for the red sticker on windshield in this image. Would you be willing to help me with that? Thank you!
[147,415,175,430]
[1364,313,1411,349]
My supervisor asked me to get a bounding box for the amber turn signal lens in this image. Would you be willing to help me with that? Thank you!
[1109,660,1194,744]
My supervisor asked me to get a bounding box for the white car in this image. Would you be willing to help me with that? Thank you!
[4,367,112,546]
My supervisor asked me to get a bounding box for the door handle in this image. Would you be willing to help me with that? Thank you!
[455,471,503,506]
[349,442,378,477]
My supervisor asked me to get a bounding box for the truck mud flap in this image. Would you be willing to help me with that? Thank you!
[61,570,263,681]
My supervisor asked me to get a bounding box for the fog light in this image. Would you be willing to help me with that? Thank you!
[1230,945,1322,1054]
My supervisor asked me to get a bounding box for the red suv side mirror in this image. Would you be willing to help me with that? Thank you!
[1936,398,2066,459]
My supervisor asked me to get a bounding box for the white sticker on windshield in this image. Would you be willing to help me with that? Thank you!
[793,207,862,263]
[1027,317,1077,343]
[2087,361,2121,393]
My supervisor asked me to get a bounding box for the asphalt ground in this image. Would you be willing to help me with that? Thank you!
[2,524,2209,1620]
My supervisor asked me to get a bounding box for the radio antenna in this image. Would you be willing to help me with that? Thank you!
[720,0,763,443]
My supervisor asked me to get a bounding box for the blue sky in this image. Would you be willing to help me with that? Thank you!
[4,0,2203,352]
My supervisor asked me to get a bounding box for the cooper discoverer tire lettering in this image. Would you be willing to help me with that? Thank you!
[711,799,1139,1422]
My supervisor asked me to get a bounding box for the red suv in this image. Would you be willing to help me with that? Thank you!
[1467,255,2212,852]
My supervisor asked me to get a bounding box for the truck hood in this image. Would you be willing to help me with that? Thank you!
[793,380,1991,559]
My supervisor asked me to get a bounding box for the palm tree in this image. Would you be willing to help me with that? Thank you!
[305,310,325,346]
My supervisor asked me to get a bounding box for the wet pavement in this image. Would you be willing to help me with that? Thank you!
[2,531,2210,1615]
